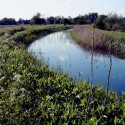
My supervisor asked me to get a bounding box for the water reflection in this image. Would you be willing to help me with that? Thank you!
[28,30,125,93]
[106,54,112,96]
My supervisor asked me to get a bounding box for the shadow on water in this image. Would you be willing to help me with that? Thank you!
[28,30,125,93]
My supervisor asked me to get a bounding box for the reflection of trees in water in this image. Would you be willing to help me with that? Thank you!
[91,47,94,85]
[91,24,95,85]
[106,32,114,96]
[106,54,112,96]
[91,25,112,96]
[90,46,112,96]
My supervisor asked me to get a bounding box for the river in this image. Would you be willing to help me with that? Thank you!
[28,30,125,93]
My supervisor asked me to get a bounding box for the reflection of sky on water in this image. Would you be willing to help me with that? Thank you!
[58,55,69,62]
[28,31,125,93]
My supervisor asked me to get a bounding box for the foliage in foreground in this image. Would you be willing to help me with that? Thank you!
[0,25,125,125]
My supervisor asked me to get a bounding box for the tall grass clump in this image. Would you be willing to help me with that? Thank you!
[71,25,125,58]
[0,25,125,124]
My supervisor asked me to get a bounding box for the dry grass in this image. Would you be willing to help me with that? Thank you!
[71,25,125,58]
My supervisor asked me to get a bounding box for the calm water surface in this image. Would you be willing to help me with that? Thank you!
[28,30,125,93]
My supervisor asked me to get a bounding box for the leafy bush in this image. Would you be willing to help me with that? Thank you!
[95,13,125,32]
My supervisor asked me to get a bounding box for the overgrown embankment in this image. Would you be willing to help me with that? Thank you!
[0,25,72,46]
[0,25,125,124]
[71,25,125,58]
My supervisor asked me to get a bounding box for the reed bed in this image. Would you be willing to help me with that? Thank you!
[71,25,125,58]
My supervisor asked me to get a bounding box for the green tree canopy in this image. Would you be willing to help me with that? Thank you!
[30,13,46,25]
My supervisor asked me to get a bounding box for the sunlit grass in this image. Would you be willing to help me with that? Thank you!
[71,25,125,58]
[94,28,125,39]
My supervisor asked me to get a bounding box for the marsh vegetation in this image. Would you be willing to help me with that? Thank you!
[71,25,125,58]
[0,24,125,124]
[28,30,125,93]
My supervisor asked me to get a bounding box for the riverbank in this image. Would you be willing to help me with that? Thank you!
[71,25,125,58]
[0,25,125,124]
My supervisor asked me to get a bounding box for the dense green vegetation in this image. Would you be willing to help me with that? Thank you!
[71,25,125,58]
[0,12,98,25]
[0,25,72,46]
[1,12,125,33]
[1,25,125,124]
[0,18,30,25]
[95,13,125,32]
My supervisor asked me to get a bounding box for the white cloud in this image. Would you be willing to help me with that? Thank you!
[58,55,69,62]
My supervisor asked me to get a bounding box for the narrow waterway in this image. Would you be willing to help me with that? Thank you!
[28,30,125,93]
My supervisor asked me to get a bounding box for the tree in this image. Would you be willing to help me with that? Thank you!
[95,15,107,30]
[62,18,72,25]
[47,17,55,24]
[30,13,46,25]
[95,13,125,31]
[17,18,30,25]
[54,16,62,24]
[0,18,16,25]
[88,13,98,24]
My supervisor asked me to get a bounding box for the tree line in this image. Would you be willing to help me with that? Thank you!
[0,18,30,25]
[95,13,125,32]
[0,12,125,32]
[0,12,98,25]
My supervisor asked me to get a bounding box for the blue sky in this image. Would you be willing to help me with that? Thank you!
[0,0,125,20]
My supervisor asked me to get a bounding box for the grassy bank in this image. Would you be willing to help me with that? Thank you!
[71,25,125,58]
[0,25,125,124]
[0,25,72,46]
